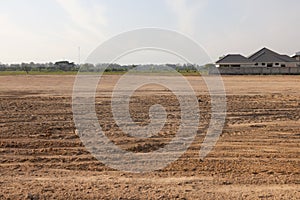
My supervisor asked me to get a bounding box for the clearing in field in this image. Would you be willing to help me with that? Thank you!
[0,75,299,199]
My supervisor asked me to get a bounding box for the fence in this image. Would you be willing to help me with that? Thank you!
[209,67,300,75]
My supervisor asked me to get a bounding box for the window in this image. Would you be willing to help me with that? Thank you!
[281,64,286,67]
[275,63,279,66]
[255,63,258,66]
[262,63,266,66]
[267,63,273,67]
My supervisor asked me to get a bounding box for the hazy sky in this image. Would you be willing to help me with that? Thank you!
[0,0,299,64]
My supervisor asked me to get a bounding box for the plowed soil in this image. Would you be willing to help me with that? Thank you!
[0,75,299,199]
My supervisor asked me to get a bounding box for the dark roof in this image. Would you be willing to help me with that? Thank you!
[293,52,300,57]
[248,47,297,63]
[54,61,75,66]
[216,54,253,64]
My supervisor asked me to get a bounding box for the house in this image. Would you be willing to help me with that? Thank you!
[248,48,298,67]
[54,61,76,66]
[216,54,254,68]
[216,47,299,68]
[54,61,76,71]
[292,52,300,66]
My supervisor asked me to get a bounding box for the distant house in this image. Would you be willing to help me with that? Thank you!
[216,47,299,68]
[292,52,300,66]
[54,61,76,71]
[54,61,76,67]
[216,54,254,68]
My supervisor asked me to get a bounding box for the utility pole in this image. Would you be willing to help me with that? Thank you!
[78,46,81,65]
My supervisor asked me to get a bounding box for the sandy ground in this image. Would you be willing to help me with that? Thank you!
[0,75,299,199]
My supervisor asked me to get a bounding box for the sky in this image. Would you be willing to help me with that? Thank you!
[0,0,299,64]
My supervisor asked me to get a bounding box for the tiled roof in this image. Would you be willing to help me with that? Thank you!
[216,54,253,64]
[217,47,298,64]
[248,48,297,63]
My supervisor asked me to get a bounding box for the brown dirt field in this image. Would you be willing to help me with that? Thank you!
[0,75,299,199]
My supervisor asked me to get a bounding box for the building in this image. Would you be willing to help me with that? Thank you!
[54,61,76,71]
[216,54,254,68]
[216,47,299,68]
[292,52,300,66]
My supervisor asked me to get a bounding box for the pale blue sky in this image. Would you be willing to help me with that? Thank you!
[0,0,299,64]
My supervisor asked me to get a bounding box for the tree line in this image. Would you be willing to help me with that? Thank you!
[0,61,214,74]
